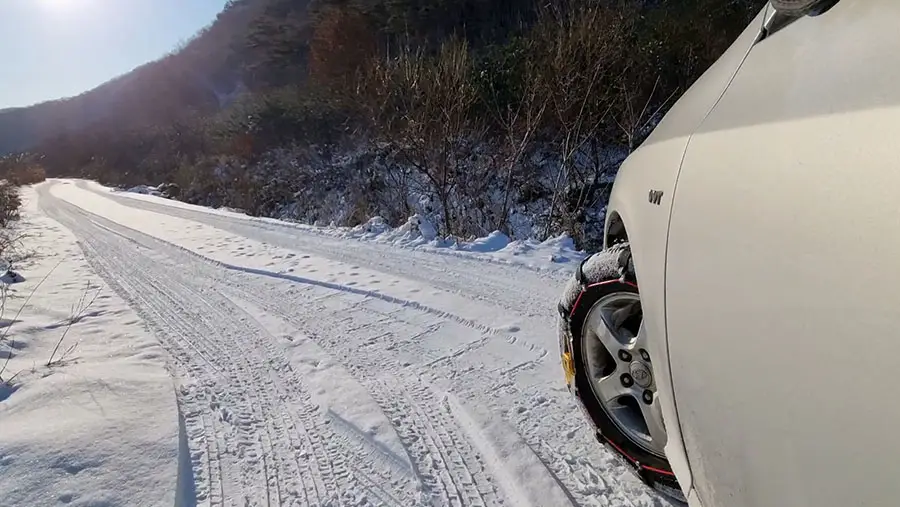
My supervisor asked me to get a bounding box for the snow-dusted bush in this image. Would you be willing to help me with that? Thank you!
[0,183,21,229]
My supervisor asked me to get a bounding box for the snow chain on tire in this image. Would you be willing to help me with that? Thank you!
[558,243,685,505]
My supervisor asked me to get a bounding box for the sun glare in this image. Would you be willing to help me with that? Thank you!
[39,0,77,10]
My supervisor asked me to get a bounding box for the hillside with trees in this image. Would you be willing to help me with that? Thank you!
[0,0,765,249]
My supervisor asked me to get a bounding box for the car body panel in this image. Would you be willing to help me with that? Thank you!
[665,0,900,505]
[603,7,768,497]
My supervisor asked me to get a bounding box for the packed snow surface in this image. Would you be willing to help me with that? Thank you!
[1,180,674,507]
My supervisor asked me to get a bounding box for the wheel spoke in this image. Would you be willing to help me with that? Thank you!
[592,373,629,403]
[605,397,634,422]
[633,322,649,356]
[639,394,668,453]
[585,305,626,356]
[609,301,639,339]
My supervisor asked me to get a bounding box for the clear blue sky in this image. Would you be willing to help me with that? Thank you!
[0,0,229,109]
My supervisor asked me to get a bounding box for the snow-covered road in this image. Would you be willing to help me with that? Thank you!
[26,180,670,507]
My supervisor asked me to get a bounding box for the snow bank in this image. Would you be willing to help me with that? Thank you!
[355,214,437,246]
[349,215,392,238]
[87,180,589,274]
[467,230,511,252]
[126,184,162,196]
[334,220,584,271]
[0,187,181,507]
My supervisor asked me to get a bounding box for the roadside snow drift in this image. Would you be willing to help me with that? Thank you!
[0,188,180,507]
[103,180,588,273]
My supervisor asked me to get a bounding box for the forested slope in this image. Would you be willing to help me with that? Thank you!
[1,0,764,248]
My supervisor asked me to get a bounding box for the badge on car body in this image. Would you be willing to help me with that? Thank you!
[648,190,664,205]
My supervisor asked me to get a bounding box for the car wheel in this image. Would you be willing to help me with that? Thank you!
[558,244,685,504]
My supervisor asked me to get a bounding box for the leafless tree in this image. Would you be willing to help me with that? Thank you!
[531,0,630,239]
[362,38,488,237]
[485,46,548,234]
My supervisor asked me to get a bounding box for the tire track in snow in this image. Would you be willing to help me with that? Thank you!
[324,409,415,507]
[75,234,314,506]
[222,279,593,507]
[222,285,507,507]
[42,187,510,507]
[38,190,360,507]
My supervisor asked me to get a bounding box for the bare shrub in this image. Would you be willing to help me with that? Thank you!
[362,38,491,237]
[48,281,102,367]
[0,183,21,229]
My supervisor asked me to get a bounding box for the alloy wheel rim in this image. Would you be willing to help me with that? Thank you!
[581,291,668,458]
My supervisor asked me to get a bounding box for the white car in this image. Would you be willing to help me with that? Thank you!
[557,0,900,505]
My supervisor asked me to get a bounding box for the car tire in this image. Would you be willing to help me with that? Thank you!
[558,244,685,504]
